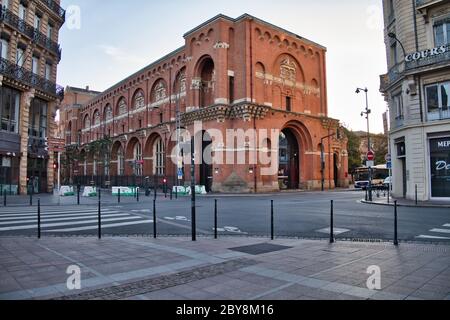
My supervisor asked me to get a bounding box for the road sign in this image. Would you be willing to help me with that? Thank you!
[387,161,392,169]
[367,151,375,161]
[385,154,391,162]
[366,160,374,167]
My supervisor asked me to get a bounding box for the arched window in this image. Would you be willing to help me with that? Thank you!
[151,80,167,103]
[117,98,127,115]
[133,90,145,109]
[84,115,90,129]
[104,104,113,121]
[153,137,165,175]
[133,142,142,176]
[93,110,100,126]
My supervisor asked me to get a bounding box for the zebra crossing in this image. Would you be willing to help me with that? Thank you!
[416,223,450,240]
[0,206,153,233]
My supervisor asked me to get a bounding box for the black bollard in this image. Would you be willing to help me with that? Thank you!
[394,201,398,246]
[37,199,41,239]
[214,199,218,240]
[77,185,80,205]
[175,186,178,199]
[98,188,101,201]
[365,188,368,202]
[330,200,334,244]
[153,199,157,239]
[164,184,167,198]
[3,190,6,207]
[30,186,33,206]
[118,188,121,203]
[271,200,274,240]
[415,185,418,206]
[170,188,173,200]
[98,198,101,239]
[154,185,157,201]
[137,188,139,202]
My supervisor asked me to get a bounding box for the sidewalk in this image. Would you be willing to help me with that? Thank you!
[361,194,450,208]
[0,236,449,300]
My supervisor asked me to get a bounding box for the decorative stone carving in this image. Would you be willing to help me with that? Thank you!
[134,91,145,109]
[153,81,167,102]
[118,99,127,115]
[105,105,113,121]
[213,42,230,49]
[280,58,297,82]
[191,78,202,90]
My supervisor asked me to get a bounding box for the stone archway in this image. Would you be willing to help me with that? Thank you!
[195,56,215,108]
[111,141,124,176]
[278,129,300,189]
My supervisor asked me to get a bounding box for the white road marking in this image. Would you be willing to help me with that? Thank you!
[0,213,130,225]
[0,211,120,221]
[0,216,142,231]
[0,209,101,216]
[430,228,450,234]
[416,235,450,240]
[45,220,153,232]
[443,224,450,227]
[316,227,351,235]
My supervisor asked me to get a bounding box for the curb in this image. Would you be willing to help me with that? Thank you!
[360,199,450,209]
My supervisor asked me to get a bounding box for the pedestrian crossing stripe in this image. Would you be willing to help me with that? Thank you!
[46,220,154,232]
[0,209,102,216]
[430,228,450,234]
[0,213,129,225]
[416,235,450,240]
[0,216,143,232]
[415,223,450,240]
[0,211,119,220]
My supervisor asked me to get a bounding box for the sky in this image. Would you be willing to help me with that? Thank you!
[59,0,388,134]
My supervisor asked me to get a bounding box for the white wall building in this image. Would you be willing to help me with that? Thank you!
[380,0,450,202]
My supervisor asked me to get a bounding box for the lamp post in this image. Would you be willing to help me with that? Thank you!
[356,87,373,202]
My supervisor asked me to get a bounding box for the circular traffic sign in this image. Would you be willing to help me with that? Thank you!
[367,151,375,161]
[385,154,391,162]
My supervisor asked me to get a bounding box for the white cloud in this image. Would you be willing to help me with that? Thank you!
[98,45,146,65]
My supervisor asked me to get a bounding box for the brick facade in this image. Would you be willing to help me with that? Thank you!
[66,14,349,193]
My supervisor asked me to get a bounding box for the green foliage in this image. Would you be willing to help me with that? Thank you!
[342,127,362,174]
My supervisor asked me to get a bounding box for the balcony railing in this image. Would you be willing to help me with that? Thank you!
[0,58,64,100]
[0,7,61,58]
[39,0,66,21]
[428,108,450,121]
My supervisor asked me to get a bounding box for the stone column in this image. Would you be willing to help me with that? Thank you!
[18,89,35,195]
[47,101,58,193]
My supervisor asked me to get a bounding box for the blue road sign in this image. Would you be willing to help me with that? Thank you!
[387,161,392,169]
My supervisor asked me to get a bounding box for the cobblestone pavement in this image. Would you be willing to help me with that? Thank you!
[0,236,449,300]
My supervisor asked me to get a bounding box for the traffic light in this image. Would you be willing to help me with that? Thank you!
[53,162,58,170]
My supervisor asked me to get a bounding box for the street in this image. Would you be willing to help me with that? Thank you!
[0,191,449,243]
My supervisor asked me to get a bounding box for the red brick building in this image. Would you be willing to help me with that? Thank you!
[65,14,349,193]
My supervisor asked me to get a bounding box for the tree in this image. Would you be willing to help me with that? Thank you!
[372,134,388,165]
[342,127,362,175]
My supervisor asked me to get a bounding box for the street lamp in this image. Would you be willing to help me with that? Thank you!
[387,33,406,58]
[356,87,373,201]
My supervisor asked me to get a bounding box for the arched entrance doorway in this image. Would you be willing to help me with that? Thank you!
[278,129,299,190]
[199,130,213,192]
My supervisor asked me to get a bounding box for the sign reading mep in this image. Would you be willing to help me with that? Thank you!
[430,137,450,198]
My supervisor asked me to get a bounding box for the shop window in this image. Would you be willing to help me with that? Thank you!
[429,137,450,198]
[0,86,20,133]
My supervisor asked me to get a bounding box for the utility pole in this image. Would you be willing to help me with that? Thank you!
[357,87,373,202]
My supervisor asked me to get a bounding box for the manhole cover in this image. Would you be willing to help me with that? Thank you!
[228,243,292,255]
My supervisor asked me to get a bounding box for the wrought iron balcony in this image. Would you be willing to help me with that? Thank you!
[39,0,66,22]
[0,7,61,59]
[0,57,64,100]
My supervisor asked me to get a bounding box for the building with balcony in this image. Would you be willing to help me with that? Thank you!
[62,14,349,193]
[0,0,64,194]
[380,0,450,201]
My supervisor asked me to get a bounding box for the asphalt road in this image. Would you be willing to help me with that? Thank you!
[0,191,449,243]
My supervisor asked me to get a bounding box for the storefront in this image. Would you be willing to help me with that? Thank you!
[429,134,450,199]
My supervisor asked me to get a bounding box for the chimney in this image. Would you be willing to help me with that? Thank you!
[86,86,90,91]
